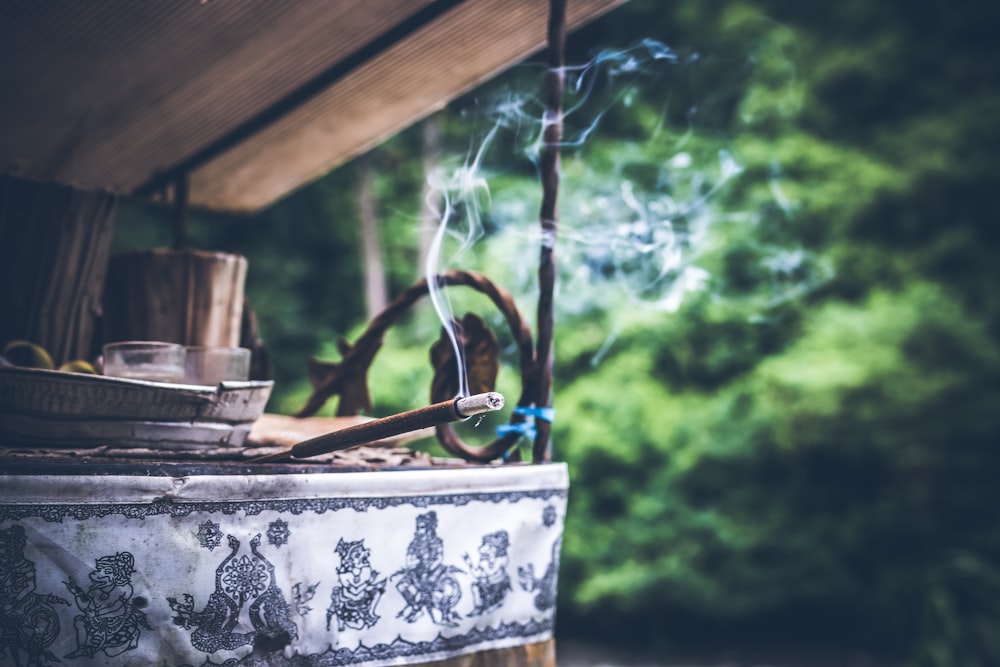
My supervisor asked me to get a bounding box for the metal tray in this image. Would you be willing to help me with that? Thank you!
[0,366,272,449]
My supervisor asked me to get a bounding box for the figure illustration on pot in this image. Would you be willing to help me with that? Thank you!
[168,533,297,654]
[394,511,463,626]
[64,551,150,659]
[464,530,512,617]
[518,535,562,612]
[0,524,69,667]
[326,538,386,633]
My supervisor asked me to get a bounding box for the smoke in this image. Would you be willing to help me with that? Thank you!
[422,32,827,378]
[557,148,742,313]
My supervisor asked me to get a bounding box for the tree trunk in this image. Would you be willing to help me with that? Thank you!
[0,174,117,366]
[418,111,444,279]
[358,153,387,318]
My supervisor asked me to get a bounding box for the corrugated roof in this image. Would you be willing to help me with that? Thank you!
[0,0,624,213]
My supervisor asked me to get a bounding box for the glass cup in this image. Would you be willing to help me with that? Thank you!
[102,341,186,383]
[183,346,251,385]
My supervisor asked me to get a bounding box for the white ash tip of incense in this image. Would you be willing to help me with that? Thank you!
[455,392,505,418]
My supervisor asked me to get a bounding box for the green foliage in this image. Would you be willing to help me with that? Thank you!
[912,552,1000,667]
[542,1,1000,663]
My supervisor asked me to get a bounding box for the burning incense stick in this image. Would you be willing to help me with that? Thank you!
[251,392,505,463]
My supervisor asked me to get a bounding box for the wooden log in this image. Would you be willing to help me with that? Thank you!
[408,639,555,667]
[0,174,117,366]
[103,248,247,347]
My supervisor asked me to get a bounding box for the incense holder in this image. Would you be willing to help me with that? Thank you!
[0,463,567,666]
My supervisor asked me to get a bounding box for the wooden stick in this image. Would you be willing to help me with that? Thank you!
[251,392,504,463]
[533,0,566,464]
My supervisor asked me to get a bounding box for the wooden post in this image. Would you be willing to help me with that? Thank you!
[0,174,117,366]
[532,0,566,463]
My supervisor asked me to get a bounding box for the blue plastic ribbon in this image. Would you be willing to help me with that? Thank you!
[496,421,537,440]
[515,406,556,423]
[495,405,556,442]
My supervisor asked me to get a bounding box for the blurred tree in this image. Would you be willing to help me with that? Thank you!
[546,0,1000,664]
[358,153,388,318]
[418,112,445,280]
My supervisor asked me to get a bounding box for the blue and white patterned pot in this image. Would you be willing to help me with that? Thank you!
[0,464,567,666]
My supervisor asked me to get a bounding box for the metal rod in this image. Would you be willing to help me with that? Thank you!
[250,392,504,463]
